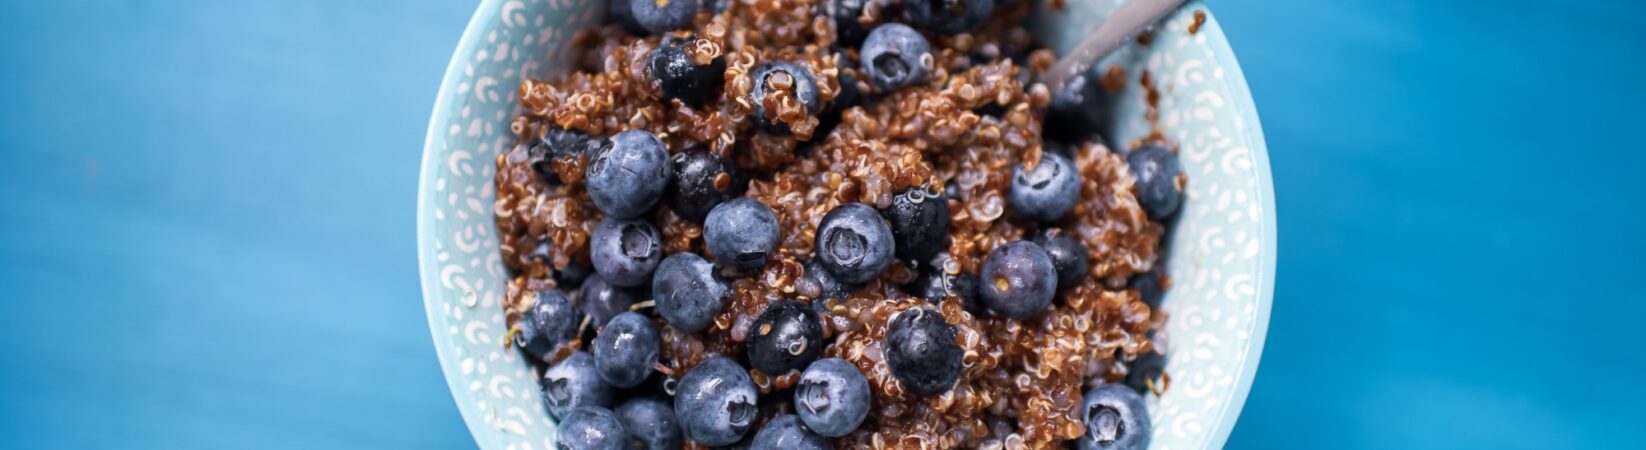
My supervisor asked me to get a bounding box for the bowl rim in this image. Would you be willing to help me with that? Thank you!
[417,1,1276,448]
[417,2,500,448]
[1189,8,1277,447]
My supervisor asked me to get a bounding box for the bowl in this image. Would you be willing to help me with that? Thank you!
[417,1,1275,448]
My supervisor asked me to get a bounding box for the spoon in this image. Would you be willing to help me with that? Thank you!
[1042,0,1188,94]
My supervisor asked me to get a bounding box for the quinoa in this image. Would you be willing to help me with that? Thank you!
[494,1,1174,448]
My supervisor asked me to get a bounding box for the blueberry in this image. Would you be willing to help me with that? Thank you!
[908,268,981,313]
[579,274,641,327]
[666,149,747,223]
[814,203,895,284]
[834,59,864,110]
[542,351,616,420]
[885,308,963,396]
[530,240,556,267]
[532,245,592,291]
[828,0,874,47]
[832,67,863,108]
[704,198,781,273]
[528,128,595,185]
[614,0,698,36]
[859,23,931,92]
[616,397,683,450]
[587,130,672,219]
[801,260,853,305]
[674,356,759,446]
[590,218,663,287]
[593,312,661,388]
[749,61,822,135]
[748,414,831,450]
[794,358,871,437]
[1032,228,1089,288]
[650,34,726,106]
[880,187,949,263]
[515,289,579,360]
[1046,47,1135,143]
[814,64,862,139]
[1008,152,1081,222]
[746,300,824,374]
[1126,144,1184,221]
[609,0,649,35]
[713,434,756,450]
[652,253,731,332]
[556,406,630,450]
[905,0,994,35]
[1074,384,1151,450]
[1128,264,1166,308]
[978,240,1057,319]
[554,258,594,289]
[1123,351,1166,394]
[1045,72,1110,143]
[703,0,731,13]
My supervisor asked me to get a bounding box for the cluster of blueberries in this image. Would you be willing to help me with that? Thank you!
[512,1,1186,449]
[629,0,1018,139]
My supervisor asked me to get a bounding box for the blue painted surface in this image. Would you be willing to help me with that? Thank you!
[1,1,1642,449]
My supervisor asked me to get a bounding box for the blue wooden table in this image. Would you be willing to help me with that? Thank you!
[2,1,1643,449]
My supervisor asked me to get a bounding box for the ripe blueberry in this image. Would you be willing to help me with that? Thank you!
[908,268,982,314]
[704,198,781,273]
[860,23,931,92]
[814,203,895,285]
[592,312,661,388]
[795,358,871,437]
[746,300,824,375]
[578,274,641,327]
[652,253,730,332]
[615,397,682,450]
[905,0,994,35]
[801,260,853,308]
[556,405,630,450]
[1009,152,1081,222]
[1045,72,1110,144]
[1129,264,1167,308]
[667,149,746,223]
[885,308,963,396]
[650,34,726,106]
[541,351,616,420]
[613,0,698,36]
[590,218,663,287]
[978,240,1057,319]
[1123,350,1166,395]
[880,186,950,264]
[828,0,875,47]
[1033,228,1090,289]
[1126,144,1185,221]
[1074,384,1151,450]
[749,61,822,135]
[515,289,578,361]
[586,130,672,219]
[749,414,830,450]
[526,128,595,185]
[674,356,759,446]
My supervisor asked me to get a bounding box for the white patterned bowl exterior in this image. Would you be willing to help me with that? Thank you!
[417,1,1275,449]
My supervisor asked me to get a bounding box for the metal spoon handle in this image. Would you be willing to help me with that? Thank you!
[1042,0,1187,94]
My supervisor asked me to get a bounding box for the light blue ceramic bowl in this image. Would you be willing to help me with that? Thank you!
[418,1,1275,448]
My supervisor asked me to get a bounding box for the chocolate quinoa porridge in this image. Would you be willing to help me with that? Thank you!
[492,1,1188,449]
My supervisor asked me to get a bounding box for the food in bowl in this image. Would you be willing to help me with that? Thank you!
[490,0,1187,448]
